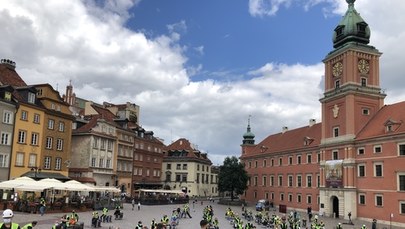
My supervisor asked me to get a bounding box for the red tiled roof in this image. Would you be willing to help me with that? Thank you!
[0,63,27,87]
[356,101,405,140]
[165,138,212,163]
[249,123,322,155]
[91,104,118,121]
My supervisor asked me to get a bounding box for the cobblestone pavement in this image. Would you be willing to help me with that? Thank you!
[8,201,402,229]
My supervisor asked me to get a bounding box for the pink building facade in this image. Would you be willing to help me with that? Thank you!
[240,1,405,227]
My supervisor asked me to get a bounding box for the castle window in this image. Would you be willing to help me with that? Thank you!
[375,195,383,207]
[288,156,293,165]
[374,145,382,154]
[361,78,367,86]
[335,80,340,89]
[359,193,366,205]
[358,164,366,177]
[362,108,370,115]
[307,154,312,164]
[374,163,383,177]
[297,155,301,164]
[333,127,339,137]
[399,144,405,156]
[358,148,365,155]
[332,151,339,160]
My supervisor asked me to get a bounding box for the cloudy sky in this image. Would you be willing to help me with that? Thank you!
[1,0,405,165]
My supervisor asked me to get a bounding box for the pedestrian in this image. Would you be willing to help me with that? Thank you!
[132,198,135,211]
[39,197,46,216]
[200,219,209,229]
[0,209,20,229]
[21,221,37,229]
[135,221,143,229]
[138,201,141,211]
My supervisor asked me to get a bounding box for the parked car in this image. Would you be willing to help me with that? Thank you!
[255,199,271,211]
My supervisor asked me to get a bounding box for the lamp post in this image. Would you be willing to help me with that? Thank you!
[30,167,41,180]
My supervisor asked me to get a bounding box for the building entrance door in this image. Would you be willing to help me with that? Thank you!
[332,196,339,218]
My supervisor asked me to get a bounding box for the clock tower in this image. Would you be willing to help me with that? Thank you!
[320,0,386,143]
[319,0,386,219]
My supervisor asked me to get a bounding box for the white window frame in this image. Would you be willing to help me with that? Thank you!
[0,154,8,167]
[398,173,405,191]
[44,156,51,169]
[31,132,39,146]
[375,194,383,207]
[33,113,40,124]
[55,158,62,170]
[58,122,65,132]
[1,132,11,145]
[28,154,37,167]
[15,152,24,166]
[56,138,63,151]
[357,147,365,155]
[18,130,26,144]
[297,175,302,187]
[46,137,53,149]
[307,174,312,188]
[358,164,366,177]
[2,110,13,124]
[399,201,405,214]
[359,193,366,205]
[333,127,339,137]
[91,157,96,167]
[21,110,28,121]
[374,145,382,154]
[28,92,35,104]
[374,162,383,177]
[288,175,293,187]
[48,119,55,130]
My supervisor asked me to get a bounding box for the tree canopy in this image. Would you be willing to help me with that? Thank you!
[218,156,249,200]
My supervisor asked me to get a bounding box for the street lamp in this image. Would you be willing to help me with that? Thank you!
[30,167,41,180]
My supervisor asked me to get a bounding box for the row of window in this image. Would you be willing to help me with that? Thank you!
[357,163,383,177]
[133,167,161,177]
[134,153,159,163]
[12,131,64,150]
[93,137,114,151]
[134,142,162,153]
[90,157,112,169]
[165,163,211,172]
[248,153,320,168]
[14,152,62,170]
[333,77,368,90]
[247,144,405,169]
[252,191,317,205]
[251,174,320,188]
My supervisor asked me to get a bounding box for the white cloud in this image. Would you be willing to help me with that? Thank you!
[1,0,405,165]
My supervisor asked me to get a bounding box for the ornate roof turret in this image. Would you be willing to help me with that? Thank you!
[243,116,255,145]
[333,0,370,49]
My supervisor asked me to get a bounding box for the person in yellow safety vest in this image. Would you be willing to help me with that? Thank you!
[21,221,37,229]
[161,214,169,226]
[212,217,219,229]
[0,209,20,229]
[150,218,157,229]
[67,210,79,225]
[39,198,46,216]
[91,211,99,227]
[336,222,343,229]
[101,207,108,222]
[361,225,367,229]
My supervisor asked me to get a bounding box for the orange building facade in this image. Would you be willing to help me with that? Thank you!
[240,1,405,227]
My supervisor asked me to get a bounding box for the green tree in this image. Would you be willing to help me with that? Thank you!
[218,156,249,201]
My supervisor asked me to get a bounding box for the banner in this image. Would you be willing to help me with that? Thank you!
[325,160,343,188]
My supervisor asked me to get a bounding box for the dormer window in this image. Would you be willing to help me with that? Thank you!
[4,91,11,101]
[384,119,401,133]
[28,92,35,104]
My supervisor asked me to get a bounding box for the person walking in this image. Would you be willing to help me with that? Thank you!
[132,198,135,211]
[200,219,209,229]
[0,209,20,229]
[39,197,46,216]
[21,221,37,229]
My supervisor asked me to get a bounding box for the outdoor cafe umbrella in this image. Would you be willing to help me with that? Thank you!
[63,180,96,191]
[0,176,36,189]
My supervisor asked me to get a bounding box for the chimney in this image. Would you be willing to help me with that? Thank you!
[0,59,16,70]
[282,126,288,133]
[309,119,316,127]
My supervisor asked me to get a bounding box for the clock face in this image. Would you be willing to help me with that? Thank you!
[332,62,343,77]
[358,59,370,74]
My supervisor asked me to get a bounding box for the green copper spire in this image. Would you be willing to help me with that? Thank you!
[243,115,255,145]
[333,0,370,48]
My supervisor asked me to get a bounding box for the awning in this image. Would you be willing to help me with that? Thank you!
[20,171,71,181]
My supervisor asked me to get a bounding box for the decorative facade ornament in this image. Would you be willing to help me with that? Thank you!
[333,104,339,118]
